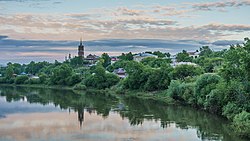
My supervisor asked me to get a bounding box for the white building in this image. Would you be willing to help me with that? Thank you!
[188,51,200,58]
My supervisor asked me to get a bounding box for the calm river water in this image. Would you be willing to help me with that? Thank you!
[0,86,247,141]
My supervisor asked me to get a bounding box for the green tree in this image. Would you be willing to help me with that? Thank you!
[118,52,133,61]
[101,53,111,68]
[15,75,29,84]
[152,51,169,58]
[172,65,203,80]
[176,50,193,62]
[5,65,14,79]
[199,46,213,57]
[51,64,73,85]
[195,74,222,108]
[233,111,250,138]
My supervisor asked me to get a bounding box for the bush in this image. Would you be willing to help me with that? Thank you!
[195,74,221,107]
[167,80,182,100]
[67,74,82,86]
[222,102,243,120]
[173,65,203,80]
[233,111,250,138]
[0,77,6,84]
[15,75,29,84]
[38,73,47,84]
[29,78,41,84]
[85,65,120,89]
[73,83,87,90]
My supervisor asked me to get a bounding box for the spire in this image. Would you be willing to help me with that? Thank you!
[80,37,83,45]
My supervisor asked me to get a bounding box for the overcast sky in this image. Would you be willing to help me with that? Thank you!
[0,0,249,64]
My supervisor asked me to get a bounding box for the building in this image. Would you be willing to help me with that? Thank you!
[85,54,99,64]
[188,50,200,58]
[111,57,119,65]
[78,38,84,58]
[133,52,158,62]
[113,68,127,79]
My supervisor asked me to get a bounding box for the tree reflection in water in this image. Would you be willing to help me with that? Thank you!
[0,86,247,141]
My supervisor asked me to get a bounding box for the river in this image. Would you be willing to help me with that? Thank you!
[0,86,247,141]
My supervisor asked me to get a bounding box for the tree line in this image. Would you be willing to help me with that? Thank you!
[0,38,249,138]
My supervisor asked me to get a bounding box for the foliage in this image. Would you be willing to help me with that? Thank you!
[5,65,14,79]
[73,82,87,90]
[176,50,193,62]
[172,65,203,80]
[199,46,213,57]
[50,64,73,85]
[15,75,29,84]
[118,52,133,61]
[141,57,171,68]
[68,56,88,68]
[101,53,111,68]
[152,51,170,58]
[107,60,130,72]
[85,65,119,89]
[222,102,242,120]
[195,74,222,107]
[233,111,250,138]
[67,73,82,86]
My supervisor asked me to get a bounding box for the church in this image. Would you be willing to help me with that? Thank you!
[77,38,99,64]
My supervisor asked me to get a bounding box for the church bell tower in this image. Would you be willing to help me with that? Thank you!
[78,38,84,58]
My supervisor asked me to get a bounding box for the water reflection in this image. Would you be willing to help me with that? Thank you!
[0,86,247,141]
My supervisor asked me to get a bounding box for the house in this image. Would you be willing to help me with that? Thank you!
[111,57,119,65]
[113,68,127,79]
[188,50,200,58]
[133,53,158,62]
[85,54,99,64]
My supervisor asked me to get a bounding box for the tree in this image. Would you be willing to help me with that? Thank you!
[176,50,193,62]
[233,111,250,138]
[118,52,133,61]
[195,74,222,107]
[101,53,111,68]
[69,56,87,67]
[5,65,14,79]
[141,57,171,68]
[172,65,203,80]
[152,51,169,58]
[51,64,73,85]
[15,75,29,84]
[199,46,213,57]
[85,65,119,89]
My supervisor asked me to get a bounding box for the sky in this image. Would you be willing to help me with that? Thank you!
[0,0,249,64]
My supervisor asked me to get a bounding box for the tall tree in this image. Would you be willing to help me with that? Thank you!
[176,50,193,62]
[101,53,111,68]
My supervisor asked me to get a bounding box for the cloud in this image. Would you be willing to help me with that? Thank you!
[0,34,242,64]
[212,40,244,46]
[116,7,144,16]
[201,23,250,32]
[192,0,250,11]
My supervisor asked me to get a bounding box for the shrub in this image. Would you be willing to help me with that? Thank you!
[195,74,221,107]
[233,111,250,138]
[15,75,29,84]
[167,80,182,100]
[73,83,87,90]
[222,102,242,120]
[67,74,82,86]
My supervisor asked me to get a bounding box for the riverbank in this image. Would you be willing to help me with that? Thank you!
[0,83,175,105]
